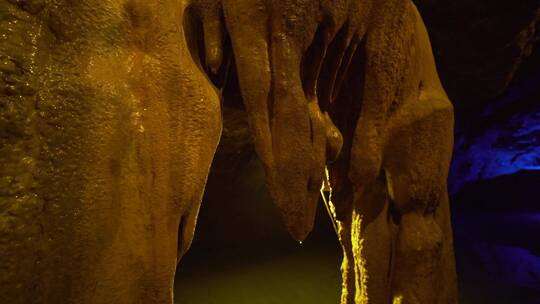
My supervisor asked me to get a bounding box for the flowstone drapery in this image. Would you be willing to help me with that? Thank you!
[0,0,456,303]
[222,1,458,302]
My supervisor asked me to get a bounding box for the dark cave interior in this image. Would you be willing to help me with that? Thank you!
[174,74,540,304]
[1,0,539,303]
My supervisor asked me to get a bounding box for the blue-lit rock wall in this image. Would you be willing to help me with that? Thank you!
[449,71,540,303]
[450,72,540,194]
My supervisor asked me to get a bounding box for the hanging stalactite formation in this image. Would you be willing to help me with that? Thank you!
[0,0,457,303]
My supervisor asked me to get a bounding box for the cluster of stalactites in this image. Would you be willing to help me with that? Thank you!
[185,0,377,90]
[181,0,387,241]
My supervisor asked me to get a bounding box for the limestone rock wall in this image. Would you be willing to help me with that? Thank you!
[1,2,45,302]
[1,1,222,303]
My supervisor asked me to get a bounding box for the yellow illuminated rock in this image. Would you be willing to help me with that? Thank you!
[223,1,457,302]
[1,0,457,303]
[1,1,221,303]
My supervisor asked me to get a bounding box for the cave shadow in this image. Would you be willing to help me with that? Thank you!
[451,170,540,304]
[173,153,343,304]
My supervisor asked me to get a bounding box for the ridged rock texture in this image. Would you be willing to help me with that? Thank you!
[0,0,457,303]
[0,1,222,303]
